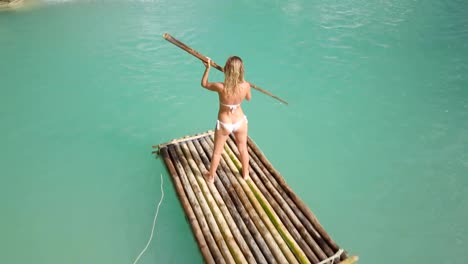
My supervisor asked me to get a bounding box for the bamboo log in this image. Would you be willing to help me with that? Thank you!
[243,142,335,258]
[225,136,322,263]
[245,156,319,262]
[338,256,359,264]
[163,33,288,105]
[226,137,332,260]
[184,140,267,264]
[198,137,289,264]
[204,136,303,264]
[249,149,329,260]
[249,145,335,257]
[160,147,215,264]
[167,146,228,264]
[245,182,309,264]
[246,137,346,260]
[218,137,309,264]
[153,131,214,150]
[179,142,251,264]
[192,139,274,264]
[172,145,237,264]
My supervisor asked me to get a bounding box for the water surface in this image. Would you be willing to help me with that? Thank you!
[1,1,467,263]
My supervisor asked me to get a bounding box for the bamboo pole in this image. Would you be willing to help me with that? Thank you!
[198,137,289,264]
[153,131,214,150]
[248,148,330,260]
[192,138,274,264]
[243,154,319,262]
[218,137,308,264]
[160,147,215,264]
[246,144,335,258]
[245,182,309,264]
[226,137,332,260]
[205,136,309,263]
[173,145,237,264]
[338,256,359,264]
[240,138,334,257]
[163,33,289,105]
[184,140,267,264]
[225,137,322,262]
[167,146,228,264]
[246,137,347,260]
[179,142,251,264]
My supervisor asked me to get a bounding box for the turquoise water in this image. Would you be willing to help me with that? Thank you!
[1,0,467,263]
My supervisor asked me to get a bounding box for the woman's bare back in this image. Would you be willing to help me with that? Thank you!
[217,81,251,123]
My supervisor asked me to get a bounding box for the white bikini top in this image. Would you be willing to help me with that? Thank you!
[220,102,241,113]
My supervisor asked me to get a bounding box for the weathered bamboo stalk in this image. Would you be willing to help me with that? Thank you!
[338,256,359,264]
[243,139,342,260]
[192,138,274,264]
[248,144,336,257]
[243,143,336,259]
[226,137,332,261]
[160,147,215,264]
[179,142,251,264]
[198,137,289,263]
[173,144,238,264]
[167,146,229,264]
[247,160,319,262]
[218,137,309,264]
[225,136,322,263]
[153,131,214,150]
[205,136,303,264]
[184,140,267,264]
[246,137,345,259]
[249,150,330,260]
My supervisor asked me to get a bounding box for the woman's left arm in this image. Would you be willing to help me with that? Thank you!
[245,82,252,101]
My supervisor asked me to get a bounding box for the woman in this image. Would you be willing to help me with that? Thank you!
[201,56,251,183]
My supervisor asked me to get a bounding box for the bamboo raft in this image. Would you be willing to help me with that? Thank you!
[153,131,358,264]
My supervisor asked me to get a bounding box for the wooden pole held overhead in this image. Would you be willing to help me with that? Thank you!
[163,33,289,105]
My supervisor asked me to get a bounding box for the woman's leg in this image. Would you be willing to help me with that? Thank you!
[205,127,230,183]
[233,120,249,179]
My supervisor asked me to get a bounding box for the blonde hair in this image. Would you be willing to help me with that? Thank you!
[223,56,244,96]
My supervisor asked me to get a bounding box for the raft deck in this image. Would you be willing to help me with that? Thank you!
[154,131,358,264]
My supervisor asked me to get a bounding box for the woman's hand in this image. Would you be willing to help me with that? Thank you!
[203,57,211,69]
[201,57,222,92]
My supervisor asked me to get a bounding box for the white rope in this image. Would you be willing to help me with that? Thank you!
[317,249,345,264]
[132,173,165,264]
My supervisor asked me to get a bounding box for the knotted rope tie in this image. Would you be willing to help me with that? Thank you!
[317,249,344,264]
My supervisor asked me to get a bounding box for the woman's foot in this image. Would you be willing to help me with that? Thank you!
[204,172,215,183]
[241,168,250,180]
